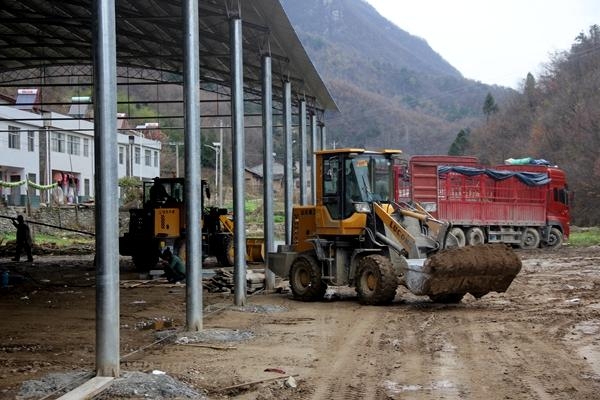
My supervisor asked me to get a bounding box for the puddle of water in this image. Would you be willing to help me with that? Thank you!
[383,379,457,394]
[578,345,600,377]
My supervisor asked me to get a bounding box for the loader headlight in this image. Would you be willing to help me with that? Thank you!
[354,202,371,213]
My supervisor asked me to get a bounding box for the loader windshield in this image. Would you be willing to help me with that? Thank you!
[346,155,392,204]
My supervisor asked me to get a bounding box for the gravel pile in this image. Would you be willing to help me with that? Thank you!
[18,371,205,400]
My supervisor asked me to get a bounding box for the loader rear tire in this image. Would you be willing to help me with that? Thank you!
[428,293,464,303]
[289,254,327,301]
[355,255,398,305]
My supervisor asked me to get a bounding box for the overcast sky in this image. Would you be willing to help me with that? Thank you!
[365,0,600,88]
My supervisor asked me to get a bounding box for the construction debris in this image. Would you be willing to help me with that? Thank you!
[203,268,265,294]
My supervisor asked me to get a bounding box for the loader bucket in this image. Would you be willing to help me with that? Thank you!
[403,244,521,298]
[245,238,265,263]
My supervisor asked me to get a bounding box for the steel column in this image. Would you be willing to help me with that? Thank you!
[230,16,247,305]
[299,100,307,205]
[183,0,202,331]
[310,113,317,204]
[262,54,276,290]
[93,0,119,378]
[283,81,293,245]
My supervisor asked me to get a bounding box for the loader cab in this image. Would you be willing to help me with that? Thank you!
[143,177,185,207]
[319,149,401,220]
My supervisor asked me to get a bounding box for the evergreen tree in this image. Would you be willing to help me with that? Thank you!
[523,72,537,109]
[482,92,498,121]
[448,128,470,156]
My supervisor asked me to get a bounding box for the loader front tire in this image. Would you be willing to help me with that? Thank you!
[289,254,327,301]
[355,255,398,305]
[216,234,234,267]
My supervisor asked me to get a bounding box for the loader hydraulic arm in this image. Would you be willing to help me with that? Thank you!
[219,214,235,233]
[397,202,449,241]
[372,202,421,258]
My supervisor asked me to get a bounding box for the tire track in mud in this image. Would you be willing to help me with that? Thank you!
[460,315,600,400]
[376,300,600,400]
[381,309,470,399]
[308,305,389,400]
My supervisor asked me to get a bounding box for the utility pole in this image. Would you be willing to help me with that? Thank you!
[204,142,221,205]
[219,120,223,207]
[169,142,183,177]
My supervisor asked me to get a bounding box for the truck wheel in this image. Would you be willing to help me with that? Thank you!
[355,255,398,305]
[429,293,464,303]
[216,234,234,267]
[545,227,563,249]
[289,254,327,301]
[449,227,466,247]
[466,227,485,245]
[520,227,540,249]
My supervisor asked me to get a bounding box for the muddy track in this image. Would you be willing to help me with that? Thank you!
[2,246,600,399]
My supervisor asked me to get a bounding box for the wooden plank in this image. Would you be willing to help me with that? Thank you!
[57,376,114,400]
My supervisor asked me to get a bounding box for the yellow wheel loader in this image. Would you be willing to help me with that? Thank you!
[119,178,264,271]
[268,149,521,304]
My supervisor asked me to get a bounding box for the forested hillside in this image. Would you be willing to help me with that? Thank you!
[466,26,600,225]
[281,0,513,154]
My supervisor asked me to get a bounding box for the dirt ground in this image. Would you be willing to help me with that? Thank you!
[1,245,600,399]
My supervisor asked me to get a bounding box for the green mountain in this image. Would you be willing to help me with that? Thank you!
[281,0,513,154]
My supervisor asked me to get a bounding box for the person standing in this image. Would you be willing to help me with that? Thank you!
[12,215,33,262]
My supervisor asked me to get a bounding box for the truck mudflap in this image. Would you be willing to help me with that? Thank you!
[403,244,522,298]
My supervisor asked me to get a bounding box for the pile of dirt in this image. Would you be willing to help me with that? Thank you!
[406,244,522,296]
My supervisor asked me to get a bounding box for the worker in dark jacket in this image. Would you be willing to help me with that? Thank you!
[12,215,33,262]
[160,248,185,283]
[149,177,169,204]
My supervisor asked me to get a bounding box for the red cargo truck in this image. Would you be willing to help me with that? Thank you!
[395,155,570,249]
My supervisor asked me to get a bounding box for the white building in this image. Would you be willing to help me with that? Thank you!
[0,101,162,207]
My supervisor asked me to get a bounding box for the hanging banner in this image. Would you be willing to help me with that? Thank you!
[0,180,26,188]
[27,181,58,190]
[0,180,59,190]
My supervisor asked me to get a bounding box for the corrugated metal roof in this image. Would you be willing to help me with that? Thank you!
[0,0,336,111]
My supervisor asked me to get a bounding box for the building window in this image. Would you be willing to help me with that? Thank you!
[144,149,151,166]
[28,173,36,186]
[84,178,90,196]
[83,138,90,157]
[27,130,35,152]
[67,135,80,155]
[119,146,124,164]
[153,151,158,167]
[8,125,20,149]
[134,147,140,164]
[51,132,65,153]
